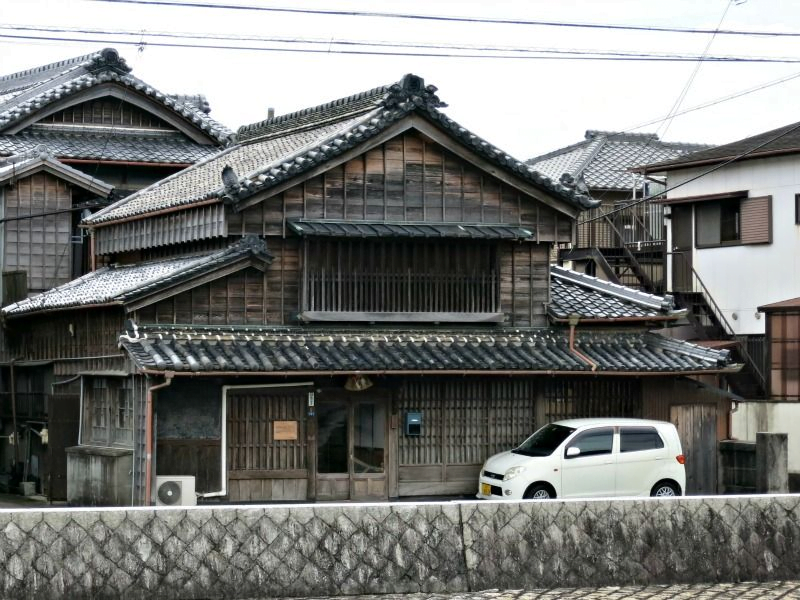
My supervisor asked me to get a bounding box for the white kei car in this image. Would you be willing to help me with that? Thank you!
[477,418,686,500]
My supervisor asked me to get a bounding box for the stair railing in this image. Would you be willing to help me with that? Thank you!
[669,252,767,395]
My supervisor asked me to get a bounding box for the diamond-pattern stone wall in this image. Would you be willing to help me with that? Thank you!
[1,496,800,599]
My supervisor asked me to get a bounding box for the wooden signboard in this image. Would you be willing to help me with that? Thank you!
[273,420,298,441]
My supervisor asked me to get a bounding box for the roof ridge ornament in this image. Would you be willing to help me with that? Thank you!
[384,74,448,110]
[88,48,133,75]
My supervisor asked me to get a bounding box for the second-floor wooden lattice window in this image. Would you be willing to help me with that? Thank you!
[302,239,500,322]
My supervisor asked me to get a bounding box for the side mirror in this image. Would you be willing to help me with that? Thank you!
[566,446,581,458]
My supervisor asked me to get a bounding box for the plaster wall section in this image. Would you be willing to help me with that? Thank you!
[666,154,800,336]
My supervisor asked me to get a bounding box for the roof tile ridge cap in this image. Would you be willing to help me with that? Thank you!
[570,136,606,180]
[0,68,99,116]
[86,143,242,223]
[239,106,379,144]
[0,51,97,87]
[224,106,386,192]
[116,253,225,299]
[237,83,392,135]
[551,266,668,309]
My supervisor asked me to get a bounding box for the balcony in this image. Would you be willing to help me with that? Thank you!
[301,269,502,323]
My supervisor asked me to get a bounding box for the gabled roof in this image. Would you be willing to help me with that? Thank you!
[85,73,598,226]
[549,266,685,322]
[0,146,113,196]
[527,130,710,192]
[644,120,800,172]
[1,235,272,317]
[0,48,232,160]
[118,324,736,375]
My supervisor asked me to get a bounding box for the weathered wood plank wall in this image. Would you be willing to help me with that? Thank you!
[4,172,72,293]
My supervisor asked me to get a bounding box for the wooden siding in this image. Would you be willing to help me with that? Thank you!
[4,172,73,292]
[395,376,647,496]
[741,195,772,245]
[157,439,221,494]
[6,307,125,364]
[228,131,571,242]
[133,238,299,326]
[226,387,309,502]
[94,203,227,255]
[41,98,176,130]
[500,242,549,327]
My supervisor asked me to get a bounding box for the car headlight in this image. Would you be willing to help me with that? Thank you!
[503,466,526,481]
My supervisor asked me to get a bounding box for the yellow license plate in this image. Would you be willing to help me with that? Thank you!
[481,482,491,496]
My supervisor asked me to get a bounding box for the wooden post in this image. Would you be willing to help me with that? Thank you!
[756,432,788,493]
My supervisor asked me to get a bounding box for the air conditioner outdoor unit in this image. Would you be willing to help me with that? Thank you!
[155,475,197,507]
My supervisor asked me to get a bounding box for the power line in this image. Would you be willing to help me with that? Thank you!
[87,0,800,38]
[3,23,798,62]
[3,32,800,63]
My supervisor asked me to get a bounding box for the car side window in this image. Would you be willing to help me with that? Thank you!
[566,427,614,458]
[620,427,664,453]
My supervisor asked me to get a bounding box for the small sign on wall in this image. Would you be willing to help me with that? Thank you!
[273,420,299,441]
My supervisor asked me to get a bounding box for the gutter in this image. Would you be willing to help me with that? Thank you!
[145,373,173,506]
[567,314,598,372]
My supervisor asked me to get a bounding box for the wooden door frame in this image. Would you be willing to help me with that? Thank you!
[314,388,392,501]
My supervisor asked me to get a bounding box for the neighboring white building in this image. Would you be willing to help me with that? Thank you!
[646,120,800,471]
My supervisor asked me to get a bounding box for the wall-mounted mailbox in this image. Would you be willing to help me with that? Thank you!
[405,412,422,436]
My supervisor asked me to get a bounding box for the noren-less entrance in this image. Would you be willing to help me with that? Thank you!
[315,394,389,501]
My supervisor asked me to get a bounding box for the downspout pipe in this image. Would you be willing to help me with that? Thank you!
[9,358,19,468]
[145,374,173,505]
[568,314,598,372]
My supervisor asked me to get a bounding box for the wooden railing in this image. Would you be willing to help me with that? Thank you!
[306,269,499,313]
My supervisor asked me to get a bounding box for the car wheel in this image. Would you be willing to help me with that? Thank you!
[523,484,553,500]
[651,481,679,497]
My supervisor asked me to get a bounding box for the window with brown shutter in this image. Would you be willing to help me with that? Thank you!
[740,195,771,245]
[694,194,771,248]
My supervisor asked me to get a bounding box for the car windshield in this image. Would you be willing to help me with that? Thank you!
[512,423,576,457]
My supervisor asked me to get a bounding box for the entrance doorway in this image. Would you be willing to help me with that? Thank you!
[316,396,389,500]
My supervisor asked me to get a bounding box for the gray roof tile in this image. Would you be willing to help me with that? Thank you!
[118,324,734,374]
[0,130,220,164]
[528,130,711,192]
[2,236,272,316]
[86,74,597,226]
[549,266,685,321]
[288,219,534,240]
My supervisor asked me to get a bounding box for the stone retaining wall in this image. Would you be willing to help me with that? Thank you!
[1,495,799,599]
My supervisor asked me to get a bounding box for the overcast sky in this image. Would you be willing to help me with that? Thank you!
[2,0,799,159]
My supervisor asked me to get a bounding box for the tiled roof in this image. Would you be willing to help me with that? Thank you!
[0,146,113,195]
[644,120,800,171]
[2,236,272,316]
[287,219,534,240]
[0,129,220,164]
[118,324,735,374]
[549,266,685,321]
[0,48,232,145]
[527,130,711,192]
[85,74,597,226]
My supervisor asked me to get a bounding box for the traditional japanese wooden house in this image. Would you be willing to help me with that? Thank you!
[1,74,738,505]
[0,47,232,497]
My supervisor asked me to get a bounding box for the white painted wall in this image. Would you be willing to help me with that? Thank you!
[731,403,800,472]
[665,154,800,335]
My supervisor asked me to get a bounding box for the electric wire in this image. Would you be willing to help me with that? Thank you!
[2,32,800,62]
[86,0,800,38]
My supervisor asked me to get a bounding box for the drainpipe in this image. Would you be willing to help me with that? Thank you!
[568,314,598,372]
[145,374,173,506]
[9,359,19,468]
